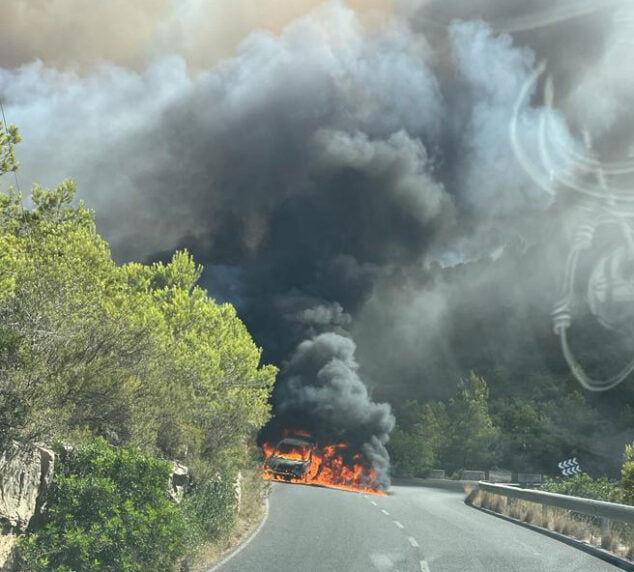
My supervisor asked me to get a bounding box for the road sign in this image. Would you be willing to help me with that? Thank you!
[558,457,582,477]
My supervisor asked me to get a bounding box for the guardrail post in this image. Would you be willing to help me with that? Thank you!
[601,517,611,547]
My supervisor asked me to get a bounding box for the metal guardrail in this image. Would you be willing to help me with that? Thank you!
[478,482,634,525]
[516,473,543,486]
[425,469,543,485]
[477,482,634,569]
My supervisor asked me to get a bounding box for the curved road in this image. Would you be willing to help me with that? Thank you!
[214,482,619,571]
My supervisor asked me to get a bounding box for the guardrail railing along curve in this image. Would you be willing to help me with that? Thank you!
[477,481,634,550]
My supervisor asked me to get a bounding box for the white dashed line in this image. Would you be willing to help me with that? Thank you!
[393,520,404,529]
[408,536,419,547]
[370,501,378,506]
[381,509,390,516]
[420,560,431,572]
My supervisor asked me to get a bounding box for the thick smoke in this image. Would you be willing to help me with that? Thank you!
[276,332,394,485]
[3,0,634,478]
[0,0,392,70]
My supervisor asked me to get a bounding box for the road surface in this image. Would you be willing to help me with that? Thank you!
[214,482,619,571]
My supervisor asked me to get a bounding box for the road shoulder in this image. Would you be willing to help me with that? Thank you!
[185,480,271,572]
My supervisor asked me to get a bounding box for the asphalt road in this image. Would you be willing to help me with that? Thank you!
[214,482,620,572]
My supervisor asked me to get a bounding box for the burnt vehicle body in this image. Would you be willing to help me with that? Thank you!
[264,438,315,482]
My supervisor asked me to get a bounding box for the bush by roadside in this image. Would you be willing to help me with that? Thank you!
[183,467,269,572]
[181,470,238,547]
[541,473,623,503]
[16,439,188,572]
[622,443,634,505]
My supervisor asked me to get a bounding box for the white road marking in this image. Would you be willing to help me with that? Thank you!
[420,560,431,572]
[381,509,390,516]
[370,500,378,506]
[393,520,404,529]
[408,536,419,547]
[369,553,397,571]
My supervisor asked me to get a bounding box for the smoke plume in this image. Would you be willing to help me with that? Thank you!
[3,0,634,480]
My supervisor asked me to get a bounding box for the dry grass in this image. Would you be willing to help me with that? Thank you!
[465,489,634,561]
[184,471,270,572]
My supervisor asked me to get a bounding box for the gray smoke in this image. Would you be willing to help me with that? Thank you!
[3,0,634,478]
[280,332,394,485]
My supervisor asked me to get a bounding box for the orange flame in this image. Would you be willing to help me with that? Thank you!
[262,432,386,496]
[283,428,312,439]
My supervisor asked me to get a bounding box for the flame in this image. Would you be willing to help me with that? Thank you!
[262,432,386,496]
[285,428,311,439]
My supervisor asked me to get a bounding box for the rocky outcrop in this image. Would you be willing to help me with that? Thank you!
[169,461,189,504]
[0,443,54,570]
[0,532,16,572]
[234,471,243,514]
[0,443,54,532]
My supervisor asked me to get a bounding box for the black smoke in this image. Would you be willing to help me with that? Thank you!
[3,0,634,480]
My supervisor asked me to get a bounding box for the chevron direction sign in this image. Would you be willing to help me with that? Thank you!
[558,457,582,477]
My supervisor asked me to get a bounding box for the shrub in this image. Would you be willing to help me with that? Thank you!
[181,470,237,543]
[17,439,187,571]
[622,443,634,505]
[542,473,621,503]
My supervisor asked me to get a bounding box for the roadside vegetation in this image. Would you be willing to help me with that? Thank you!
[185,469,269,572]
[0,122,276,569]
[17,440,188,571]
[541,473,622,503]
[540,457,634,507]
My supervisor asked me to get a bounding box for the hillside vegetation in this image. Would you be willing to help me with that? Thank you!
[388,371,634,481]
[0,122,276,569]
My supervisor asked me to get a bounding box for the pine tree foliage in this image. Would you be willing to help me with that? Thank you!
[0,126,277,568]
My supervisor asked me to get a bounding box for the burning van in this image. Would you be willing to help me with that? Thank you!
[262,431,386,495]
[263,438,315,482]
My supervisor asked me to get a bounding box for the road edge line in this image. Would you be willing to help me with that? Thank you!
[207,497,270,572]
[467,503,634,571]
